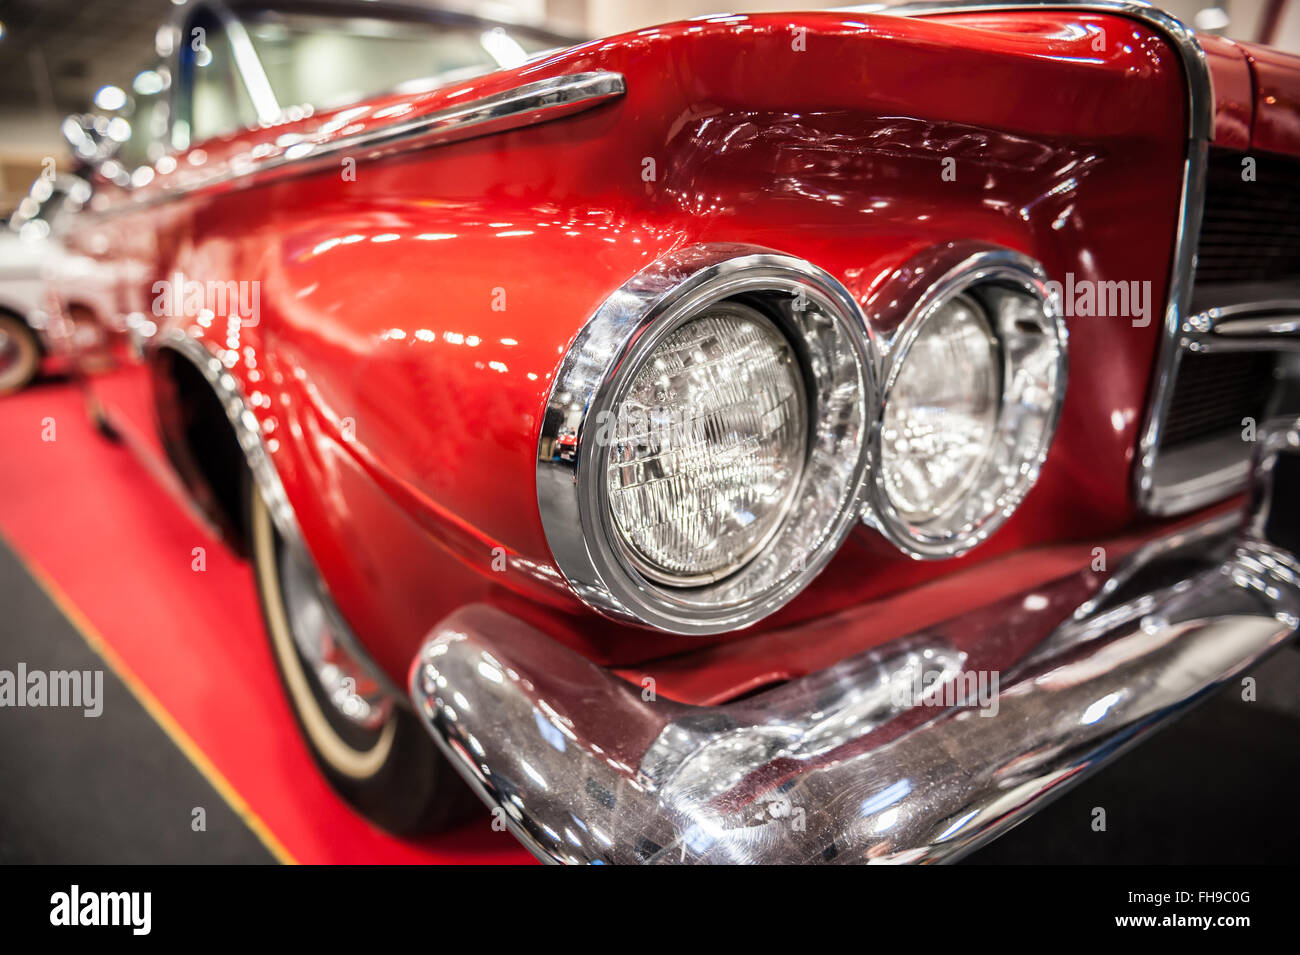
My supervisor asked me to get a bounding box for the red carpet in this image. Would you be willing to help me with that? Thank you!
[0,379,532,865]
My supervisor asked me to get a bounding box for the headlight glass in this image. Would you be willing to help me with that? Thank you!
[605,303,807,584]
[880,293,1000,523]
[868,250,1066,559]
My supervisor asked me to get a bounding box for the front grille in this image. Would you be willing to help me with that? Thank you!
[1143,148,1300,515]
[1161,351,1276,449]
[1196,148,1300,285]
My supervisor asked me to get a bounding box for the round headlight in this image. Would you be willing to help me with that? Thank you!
[880,293,999,524]
[869,247,1066,558]
[537,246,874,635]
[605,303,807,584]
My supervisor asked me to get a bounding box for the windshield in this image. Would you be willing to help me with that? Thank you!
[243,9,572,113]
[179,5,578,144]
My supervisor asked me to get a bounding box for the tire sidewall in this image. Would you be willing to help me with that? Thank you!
[0,313,42,395]
[246,479,472,834]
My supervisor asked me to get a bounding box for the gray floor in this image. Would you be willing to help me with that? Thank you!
[0,538,275,864]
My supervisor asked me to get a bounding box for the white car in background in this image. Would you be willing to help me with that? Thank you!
[0,175,115,394]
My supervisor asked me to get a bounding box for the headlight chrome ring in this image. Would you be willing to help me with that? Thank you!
[864,245,1068,559]
[537,244,875,635]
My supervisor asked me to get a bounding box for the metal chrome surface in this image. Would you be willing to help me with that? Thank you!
[1148,432,1255,517]
[863,244,1068,558]
[416,418,1300,864]
[536,244,875,635]
[277,530,393,729]
[1186,298,1300,351]
[1136,162,1214,516]
[1145,290,1300,514]
[156,331,406,705]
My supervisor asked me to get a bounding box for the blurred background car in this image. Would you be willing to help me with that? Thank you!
[0,173,114,393]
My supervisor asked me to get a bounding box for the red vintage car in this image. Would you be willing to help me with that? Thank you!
[57,0,1300,863]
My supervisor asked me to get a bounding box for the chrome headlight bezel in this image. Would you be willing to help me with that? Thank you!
[865,247,1068,559]
[538,245,875,635]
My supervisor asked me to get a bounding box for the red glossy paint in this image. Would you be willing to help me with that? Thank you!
[1202,34,1255,150]
[619,498,1242,704]
[1239,40,1300,156]
[61,9,1291,707]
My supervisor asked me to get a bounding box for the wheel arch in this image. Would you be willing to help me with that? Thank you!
[150,332,301,560]
[150,342,251,554]
[150,331,405,701]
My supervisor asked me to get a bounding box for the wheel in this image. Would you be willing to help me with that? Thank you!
[248,482,477,834]
[0,313,42,395]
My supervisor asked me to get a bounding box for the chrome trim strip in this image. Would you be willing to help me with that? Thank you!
[98,70,624,213]
[223,13,282,126]
[156,330,406,705]
[1137,138,1211,516]
[536,244,876,635]
[1210,316,1300,337]
[414,416,1300,864]
[1187,299,1300,350]
[157,0,274,154]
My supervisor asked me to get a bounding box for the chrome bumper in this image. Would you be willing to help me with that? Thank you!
[410,421,1300,864]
